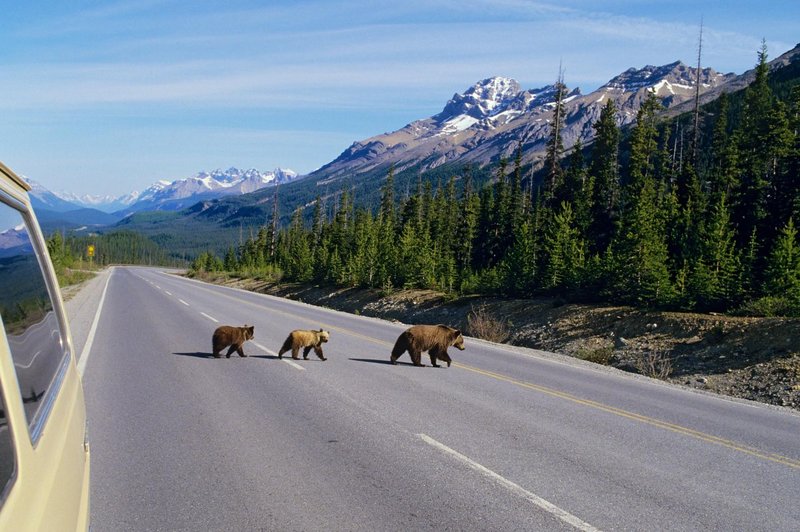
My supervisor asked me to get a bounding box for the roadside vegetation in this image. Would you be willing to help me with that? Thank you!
[46,230,180,287]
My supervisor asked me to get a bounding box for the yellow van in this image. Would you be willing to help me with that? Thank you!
[0,162,90,530]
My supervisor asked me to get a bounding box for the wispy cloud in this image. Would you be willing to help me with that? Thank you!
[2,1,796,193]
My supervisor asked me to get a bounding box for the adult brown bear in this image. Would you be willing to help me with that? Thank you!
[212,325,254,358]
[390,324,465,367]
[278,328,330,360]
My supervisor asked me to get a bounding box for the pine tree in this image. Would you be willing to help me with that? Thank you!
[223,246,238,271]
[280,208,313,282]
[627,91,663,196]
[588,98,620,254]
[700,194,742,309]
[562,140,592,235]
[493,158,513,260]
[765,218,800,307]
[766,100,796,236]
[733,42,774,248]
[709,92,739,200]
[542,202,585,292]
[502,218,537,295]
[474,184,496,269]
[380,165,396,225]
[455,167,479,276]
[544,73,567,204]
[347,209,378,287]
[786,86,800,221]
[510,144,525,230]
[613,177,675,306]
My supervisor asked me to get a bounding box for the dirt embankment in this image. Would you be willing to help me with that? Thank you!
[198,273,800,411]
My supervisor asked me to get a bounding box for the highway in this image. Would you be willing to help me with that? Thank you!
[68,266,800,531]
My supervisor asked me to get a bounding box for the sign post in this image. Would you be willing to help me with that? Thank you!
[87,244,95,267]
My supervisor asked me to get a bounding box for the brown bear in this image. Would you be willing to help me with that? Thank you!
[212,325,254,358]
[278,328,330,361]
[390,324,465,367]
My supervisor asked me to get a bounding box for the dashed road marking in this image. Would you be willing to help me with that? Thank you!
[418,434,601,532]
[179,299,189,306]
[201,312,218,323]
[252,341,305,370]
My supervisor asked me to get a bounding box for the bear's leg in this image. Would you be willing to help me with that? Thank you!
[237,345,247,357]
[212,345,223,358]
[391,333,410,364]
[303,346,313,360]
[428,348,440,368]
[410,348,424,366]
[441,349,452,367]
[314,345,326,361]
[292,346,300,360]
[390,348,404,364]
[225,344,237,358]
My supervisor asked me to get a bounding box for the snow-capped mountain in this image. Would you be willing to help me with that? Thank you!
[310,61,735,184]
[56,191,137,213]
[0,224,32,256]
[24,177,85,213]
[118,167,298,214]
[35,167,299,215]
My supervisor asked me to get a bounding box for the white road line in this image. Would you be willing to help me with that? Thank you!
[77,268,114,377]
[282,359,305,370]
[179,299,189,306]
[252,341,306,370]
[201,312,219,323]
[417,434,601,532]
[154,285,161,289]
[165,290,172,296]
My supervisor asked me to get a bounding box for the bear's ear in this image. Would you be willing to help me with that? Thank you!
[453,329,461,336]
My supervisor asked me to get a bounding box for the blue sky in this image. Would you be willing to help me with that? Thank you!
[1,1,798,197]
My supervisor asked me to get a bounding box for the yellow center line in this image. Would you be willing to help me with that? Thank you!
[453,362,800,470]
[177,275,800,470]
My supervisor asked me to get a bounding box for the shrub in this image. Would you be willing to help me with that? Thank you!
[734,296,798,317]
[577,346,614,365]
[634,350,673,379]
[467,304,510,343]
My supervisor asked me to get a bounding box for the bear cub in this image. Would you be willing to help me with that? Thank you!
[212,325,254,358]
[278,328,330,361]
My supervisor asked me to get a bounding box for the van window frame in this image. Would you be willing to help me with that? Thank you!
[0,363,20,507]
[0,188,72,448]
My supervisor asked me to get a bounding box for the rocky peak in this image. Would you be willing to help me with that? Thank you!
[438,76,523,121]
[601,61,729,93]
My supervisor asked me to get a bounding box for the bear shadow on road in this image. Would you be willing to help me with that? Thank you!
[349,357,418,366]
[173,351,216,359]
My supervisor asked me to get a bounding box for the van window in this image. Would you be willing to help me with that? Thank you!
[0,199,68,441]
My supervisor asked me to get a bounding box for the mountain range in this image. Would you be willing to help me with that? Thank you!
[27,42,800,255]
[310,61,734,187]
[28,167,298,230]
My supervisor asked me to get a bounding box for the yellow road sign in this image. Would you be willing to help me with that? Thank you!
[87,245,95,257]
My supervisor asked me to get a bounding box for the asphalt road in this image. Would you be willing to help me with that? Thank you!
[72,266,800,531]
